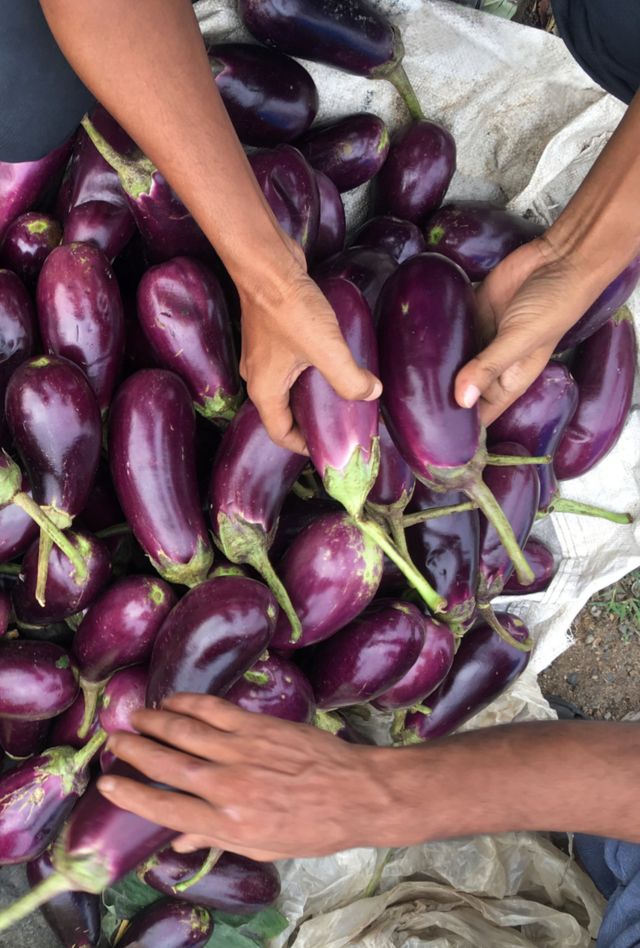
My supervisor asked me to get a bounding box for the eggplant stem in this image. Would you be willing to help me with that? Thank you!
[362,849,393,899]
[174,847,222,893]
[0,563,21,576]
[77,680,105,740]
[95,522,132,540]
[73,728,107,768]
[402,501,478,527]
[541,497,632,525]
[313,709,344,735]
[387,510,412,561]
[477,603,533,653]
[356,516,446,614]
[390,709,408,741]
[246,546,303,644]
[243,669,270,686]
[387,63,424,120]
[35,532,53,607]
[486,453,552,466]
[291,480,316,502]
[0,872,72,933]
[465,479,534,586]
[12,492,87,584]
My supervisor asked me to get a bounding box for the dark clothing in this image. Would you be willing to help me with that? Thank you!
[574,834,640,947]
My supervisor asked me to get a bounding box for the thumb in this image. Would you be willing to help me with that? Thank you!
[455,322,539,413]
[312,332,383,402]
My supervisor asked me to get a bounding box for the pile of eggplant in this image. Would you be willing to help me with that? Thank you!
[0,0,637,943]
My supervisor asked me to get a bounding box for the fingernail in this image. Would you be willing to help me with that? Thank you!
[461,383,481,408]
[365,380,383,401]
[98,777,116,794]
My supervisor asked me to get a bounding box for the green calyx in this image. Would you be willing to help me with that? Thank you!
[26,218,50,235]
[148,581,166,607]
[323,438,380,520]
[614,304,633,324]
[427,225,445,246]
[151,537,214,588]
[81,116,155,200]
[0,453,22,506]
[195,387,243,425]
[313,710,344,735]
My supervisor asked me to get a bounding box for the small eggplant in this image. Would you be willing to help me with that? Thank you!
[423,201,544,281]
[0,640,78,720]
[37,243,125,413]
[139,848,281,914]
[0,479,39,565]
[556,256,640,351]
[50,692,101,751]
[313,246,397,316]
[503,537,556,595]
[0,719,51,760]
[116,899,212,948]
[372,121,455,225]
[63,200,135,261]
[137,256,241,424]
[146,575,277,708]
[403,613,531,742]
[297,113,389,192]
[109,369,214,587]
[555,309,636,480]
[291,276,379,517]
[27,848,101,948]
[0,140,71,241]
[306,600,426,710]
[269,511,382,651]
[208,43,318,147]
[0,269,35,398]
[226,652,316,722]
[313,170,346,262]
[98,665,148,736]
[249,145,319,257]
[351,214,426,263]
[269,494,341,562]
[0,213,62,286]
[373,617,455,710]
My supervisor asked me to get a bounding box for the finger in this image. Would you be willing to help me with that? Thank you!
[107,732,215,794]
[454,323,538,411]
[97,775,217,836]
[247,381,309,455]
[172,834,287,863]
[128,708,232,760]
[305,330,382,402]
[161,693,256,732]
[476,357,539,426]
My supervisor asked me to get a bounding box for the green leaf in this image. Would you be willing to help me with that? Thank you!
[215,907,289,940]
[204,920,263,948]
[102,870,163,921]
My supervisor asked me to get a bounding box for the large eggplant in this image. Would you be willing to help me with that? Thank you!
[116,899,212,948]
[403,613,531,742]
[98,666,148,736]
[313,170,346,262]
[423,201,544,281]
[351,214,425,263]
[555,309,636,480]
[237,0,423,118]
[0,213,61,286]
[373,617,455,710]
[270,494,341,562]
[226,652,316,722]
[249,145,319,257]
[37,243,125,413]
[109,369,214,587]
[556,256,640,351]
[306,600,425,709]
[27,848,101,948]
[0,140,71,241]
[378,253,534,585]
[146,575,277,708]
[269,511,382,650]
[139,848,281,913]
[297,113,389,192]
[208,43,318,147]
[0,640,78,720]
[0,269,35,403]
[63,200,136,262]
[372,121,455,225]
[503,537,556,595]
[136,257,241,424]
[313,246,397,316]
[0,718,51,760]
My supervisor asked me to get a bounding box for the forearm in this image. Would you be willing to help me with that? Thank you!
[39,0,296,299]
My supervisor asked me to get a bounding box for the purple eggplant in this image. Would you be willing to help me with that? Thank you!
[137,257,241,423]
[0,588,10,636]
[37,243,125,413]
[98,665,148,736]
[270,493,341,562]
[0,732,106,865]
[423,202,544,281]
[489,362,578,511]
[249,145,319,256]
[291,276,379,517]
[313,170,346,262]
[555,309,636,480]
[78,460,123,534]
[226,652,316,722]
[0,140,71,241]
[0,477,39,564]
[238,0,423,118]
[50,692,101,751]
[27,848,101,948]
[372,121,455,225]
[556,256,640,351]
[0,640,78,720]
[367,416,415,552]
[0,719,50,760]
[0,213,62,286]
[373,617,455,710]
[403,613,531,742]
[209,398,306,639]
[378,253,534,585]
[146,575,277,708]
[140,849,280,913]
[478,442,540,601]
[313,246,397,316]
[63,200,135,260]
[208,43,318,147]
[117,899,212,948]
[378,554,408,597]
[12,530,111,627]
[503,537,556,594]
[297,113,389,192]
[109,369,214,587]
[351,215,426,263]
[0,269,35,400]
[269,511,382,650]
[306,600,425,710]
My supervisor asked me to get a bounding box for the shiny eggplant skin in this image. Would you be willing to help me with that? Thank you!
[0,213,62,286]
[140,849,281,914]
[63,200,135,261]
[307,600,426,709]
[313,170,346,262]
[0,139,71,241]
[37,243,125,413]
[98,665,148,735]
[0,718,50,759]
[269,511,383,651]
[555,310,636,480]
[146,575,277,708]
[249,145,319,256]
[423,201,544,281]
[117,899,212,948]
[109,369,213,587]
[368,415,415,507]
[0,269,35,400]
[136,257,241,423]
[557,256,640,351]
[0,482,39,564]
[50,692,101,750]
[351,214,426,263]
[269,494,341,562]
[489,362,578,510]
[226,652,316,722]
[372,121,455,224]
[373,617,455,710]
[503,537,556,595]
[208,42,318,146]
[404,613,531,741]
[313,246,397,316]
[297,113,389,192]
[27,848,101,948]
[0,640,78,720]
